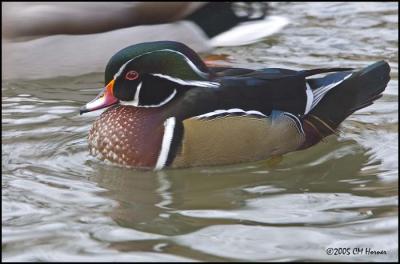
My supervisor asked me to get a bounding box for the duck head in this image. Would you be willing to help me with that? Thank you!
[80,41,217,114]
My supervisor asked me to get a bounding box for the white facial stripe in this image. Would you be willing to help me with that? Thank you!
[113,58,135,79]
[154,49,208,77]
[113,48,208,80]
[304,82,314,115]
[148,89,177,107]
[167,49,208,78]
[129,82,142,107]
[119,88,177,108]
[155,117,176,170]
[194,108,267,119]
[152,73,220,88]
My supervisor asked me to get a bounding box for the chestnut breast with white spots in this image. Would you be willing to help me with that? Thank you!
[88,105,166,168]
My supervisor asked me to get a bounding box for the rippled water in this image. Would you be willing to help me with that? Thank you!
[2,2,398,262]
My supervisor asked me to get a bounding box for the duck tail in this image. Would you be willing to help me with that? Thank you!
[300,60,391,149]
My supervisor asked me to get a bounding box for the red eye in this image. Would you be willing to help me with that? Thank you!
[125,70,139,80]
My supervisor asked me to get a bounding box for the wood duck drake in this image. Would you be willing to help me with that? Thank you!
[80,41,390,170]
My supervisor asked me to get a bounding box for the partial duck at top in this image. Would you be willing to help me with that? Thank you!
[80,41,390,170]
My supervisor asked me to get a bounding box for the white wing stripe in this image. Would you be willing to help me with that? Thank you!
[304,82,314,114]
[309,73,352,110]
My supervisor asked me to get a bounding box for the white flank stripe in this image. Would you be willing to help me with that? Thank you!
[196,109,227,118]
[195,108,267,119]
[246,110,267,117]
[152,73,220,88]
[155,117,176,170]
[304,82,314,114]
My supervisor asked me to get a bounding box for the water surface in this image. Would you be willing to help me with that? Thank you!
[2,2,398,262]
